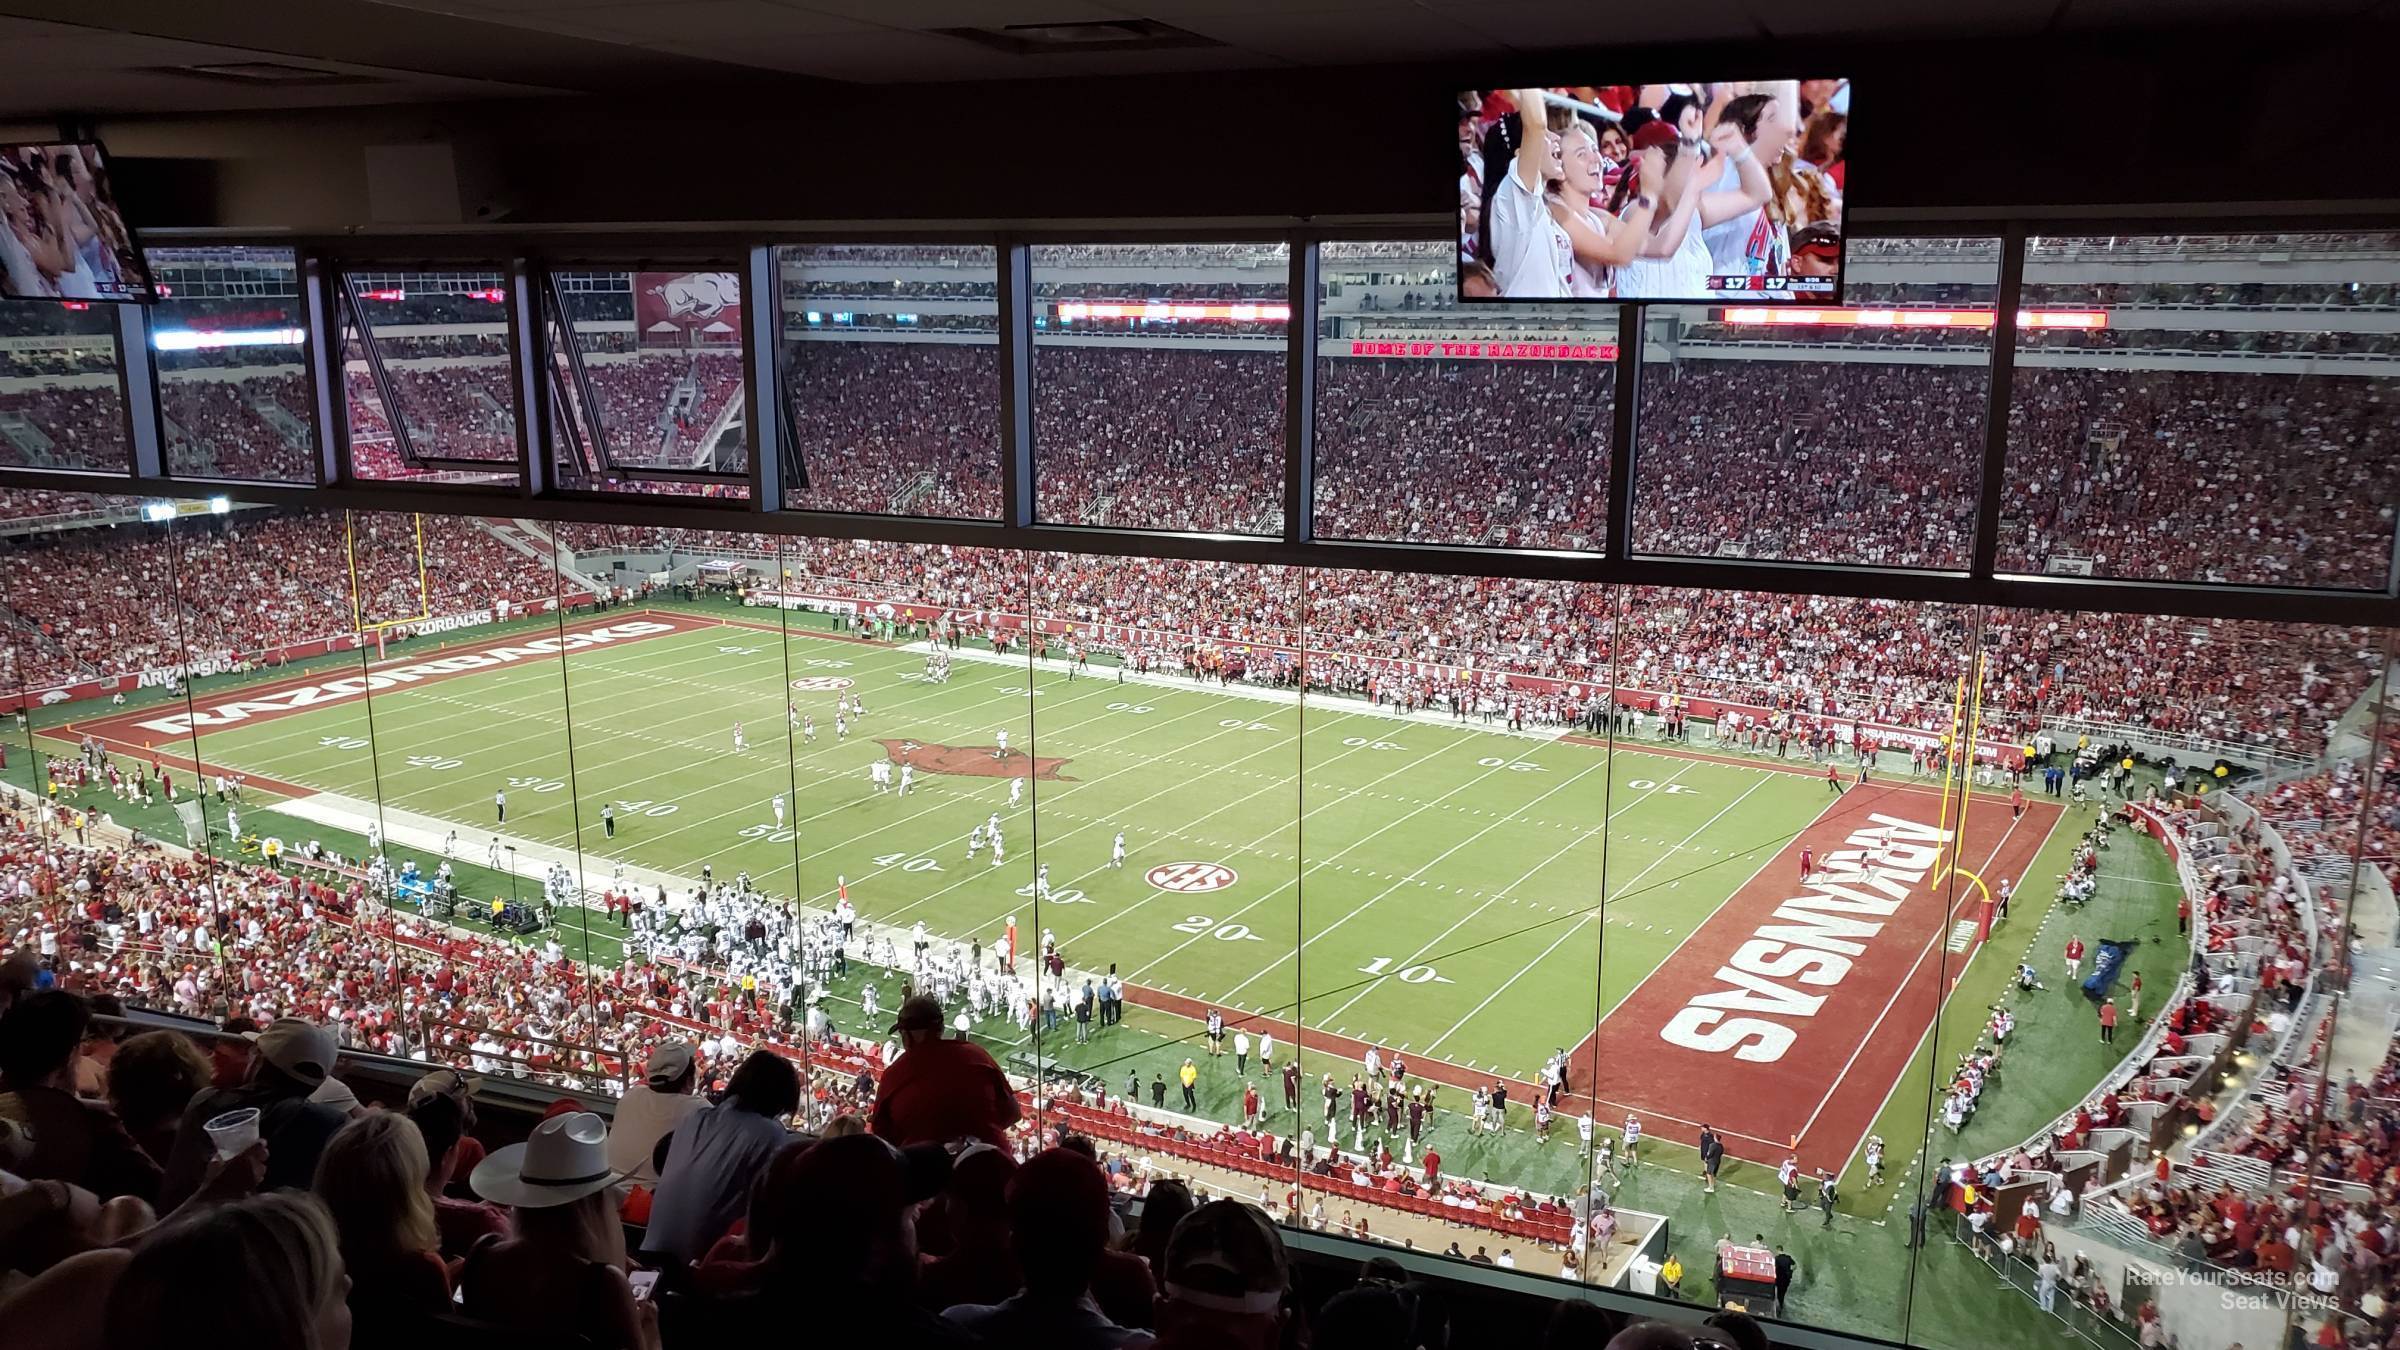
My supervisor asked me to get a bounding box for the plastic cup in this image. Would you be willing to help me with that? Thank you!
[203,1106,261,1160]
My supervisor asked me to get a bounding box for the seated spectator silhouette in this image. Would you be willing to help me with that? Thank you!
[105,1192,353,1350]
[0,990,161,1202]
[162,1016,344,1207]
[641,1049,799,1263]
[918,1143,1019,1311]
[1151,1200,1289,1350]
[873,995,1020,1148]
[942,1146,1153,1347]
[103,1030,210,1169]
[463,1110,653,1350]
[403,1080,509,1260]
[680,1130,962,1346]
[313,1112,451,1328]
[606,1041,703,1192]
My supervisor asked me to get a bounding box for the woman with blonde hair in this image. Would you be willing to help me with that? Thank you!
[106,1191,353,1350]
[312,1112,449,1319]
[462,1111,656,1350]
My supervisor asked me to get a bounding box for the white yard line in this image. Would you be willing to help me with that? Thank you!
[1422,773,1777,1056]
[863,708,1378,927]
[1309,759,1695,1029]
[1204,747,1618,1004]
[1575,770,1832,1044]
[1059,726,1518,952]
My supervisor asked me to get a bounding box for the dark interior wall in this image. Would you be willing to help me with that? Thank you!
[91,19,2398,231]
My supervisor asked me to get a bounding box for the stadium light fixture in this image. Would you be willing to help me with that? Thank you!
[141,502,177,523]
[209,496,232,515]
[1718,307,2109,330]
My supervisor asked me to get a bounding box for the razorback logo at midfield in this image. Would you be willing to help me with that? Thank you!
[875,739,1074,781]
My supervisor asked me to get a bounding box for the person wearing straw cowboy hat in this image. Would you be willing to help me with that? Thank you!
[461,1110,656,1350]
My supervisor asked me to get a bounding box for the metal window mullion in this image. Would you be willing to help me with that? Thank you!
[1283,240,1318,544]
[538,269,610,478]
[340,269,421,472]
[113,299,163,482]
[743,245,784,510]
[506,258,549,498]
[300,253,345,487]
[1969,224,2028,581]
[997,238,1035,529]
[1605,304,1643,564]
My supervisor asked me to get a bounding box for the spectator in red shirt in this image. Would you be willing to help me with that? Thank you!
[872,995,1021,1149]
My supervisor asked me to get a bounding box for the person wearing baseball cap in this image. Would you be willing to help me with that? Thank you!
[872,995,1020,1149]
[606,1040,703,1187]
[161,1016,345,1207]
[1154,1200,1290,1350]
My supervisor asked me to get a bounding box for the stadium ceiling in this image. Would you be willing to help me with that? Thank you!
[0,0,2386,114]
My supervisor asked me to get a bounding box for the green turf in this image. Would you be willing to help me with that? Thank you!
[149,617,1845,1078]
[24,607,2166,1350]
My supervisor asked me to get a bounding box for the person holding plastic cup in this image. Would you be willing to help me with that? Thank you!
[162,1016,345,1207]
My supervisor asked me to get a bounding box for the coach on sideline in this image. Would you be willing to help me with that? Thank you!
[871,994,1022,1148]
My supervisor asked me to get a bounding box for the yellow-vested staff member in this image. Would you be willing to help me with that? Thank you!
[491,896,505,920]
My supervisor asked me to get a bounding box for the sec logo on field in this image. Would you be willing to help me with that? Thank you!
[1145,861,1237,893]
[789,676,856,691]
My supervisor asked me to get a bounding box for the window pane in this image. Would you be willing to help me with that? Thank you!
[1632,236,2000,567]
[343,269,519,485]
[2002,231,2400,589]
[1316,239,1614,549]
[1294,565,1608,1275]
[0,299,127,471]
[780,244,1000,518]
[1033,242,1288,534]
[147,245,313,482]
[551,267,748,497]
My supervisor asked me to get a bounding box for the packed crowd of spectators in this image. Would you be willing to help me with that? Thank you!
[1974,793,2400,1339]
[0,511,560,686]
[1633,362,1987,567]
[1031,347,1286,534]
[1314,357,1612,549]
[520,524,2383,761]
[0,803,1762,1350]
[158,371,313,482]
[0,384,128,472]
[0,490,2373,763]
[2002,368,2400,587]
[783,344,1002,518]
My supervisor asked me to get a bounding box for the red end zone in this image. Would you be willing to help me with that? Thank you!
[1575,780,2059,1171]
[59,610,717,793]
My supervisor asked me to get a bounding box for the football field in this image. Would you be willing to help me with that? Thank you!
[70,608,2058,1170]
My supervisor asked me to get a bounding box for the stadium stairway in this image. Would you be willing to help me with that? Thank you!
[480,517,608,600]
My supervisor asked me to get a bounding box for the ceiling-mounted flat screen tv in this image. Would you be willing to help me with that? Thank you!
[0,141,157,303]
[1457,82,1847,304]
